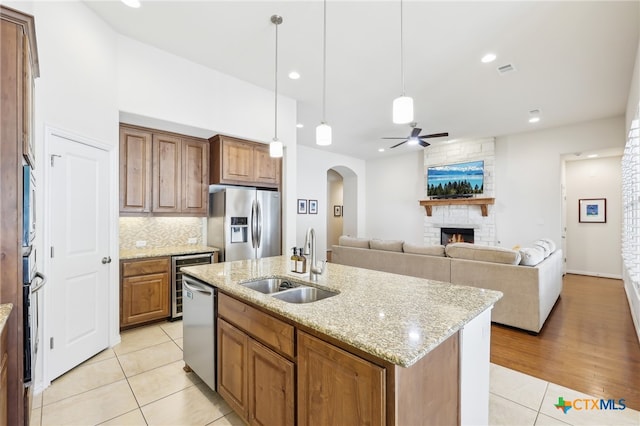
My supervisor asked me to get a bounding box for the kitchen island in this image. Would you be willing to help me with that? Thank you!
[182,255,502,426]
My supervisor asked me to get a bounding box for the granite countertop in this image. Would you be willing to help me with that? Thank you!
[0,303,13,333]
[120,245,219,260]
[181,256,502,368]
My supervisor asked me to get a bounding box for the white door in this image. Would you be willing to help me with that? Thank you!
[48,133,110,380]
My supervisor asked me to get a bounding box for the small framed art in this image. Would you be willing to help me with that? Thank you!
[309,199,318,214]
[297,199,307,214]
[579,198,606,223]
[334,205,342,217]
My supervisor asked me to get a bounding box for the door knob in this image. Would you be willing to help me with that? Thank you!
[101,256,112,264]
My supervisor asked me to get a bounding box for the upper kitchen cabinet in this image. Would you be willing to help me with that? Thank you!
[210,135,281,189]
[119,124,209,216]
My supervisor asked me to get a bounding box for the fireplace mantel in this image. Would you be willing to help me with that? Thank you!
[419,198,495,217]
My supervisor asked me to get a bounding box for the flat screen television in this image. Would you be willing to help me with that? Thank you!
[427,160,484,198]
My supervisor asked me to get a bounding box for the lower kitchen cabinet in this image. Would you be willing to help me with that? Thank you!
[297,331,385,426]
[0,323,8,425]
[217,318,294,426]
[120,257,171,328]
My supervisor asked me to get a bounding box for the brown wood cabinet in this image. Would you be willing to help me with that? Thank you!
[217,294,295,426]
[119,127,152,213]
[0,6,39,426]
[210,135,281,189]
[120,257,171,328]
[297,331,385,426]
[1,320,9,426]
[120,124,209,216]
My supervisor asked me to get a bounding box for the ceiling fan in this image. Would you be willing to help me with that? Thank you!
[383,122,448,148]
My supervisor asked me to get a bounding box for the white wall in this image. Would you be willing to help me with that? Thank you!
[626,40,640,132]
[494,116,625,249]
[116,35,298,253]
[565,156,622,278]
[366,151,425,244]
[326,170,343,249]
[296,146,366,257]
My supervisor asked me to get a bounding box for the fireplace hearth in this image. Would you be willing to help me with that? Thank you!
[441,227,474,245]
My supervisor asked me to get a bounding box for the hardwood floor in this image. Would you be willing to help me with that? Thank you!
[491,273,640,411]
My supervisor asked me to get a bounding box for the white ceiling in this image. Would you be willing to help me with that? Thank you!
[84,1,639,160]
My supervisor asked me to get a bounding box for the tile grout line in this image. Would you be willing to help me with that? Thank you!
[114,345,150,425]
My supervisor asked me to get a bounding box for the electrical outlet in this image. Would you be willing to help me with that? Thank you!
[135,240,147,247]
[188,238,197,244]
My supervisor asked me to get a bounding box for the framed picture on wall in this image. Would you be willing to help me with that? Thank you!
[297,199,307,214]
[334,205,342,217]
[579,198,606,223]
[309,200,318,214]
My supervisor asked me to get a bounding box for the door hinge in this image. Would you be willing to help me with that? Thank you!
[50,154,61,167]
[50,246,54,258]
[50,337,54,350]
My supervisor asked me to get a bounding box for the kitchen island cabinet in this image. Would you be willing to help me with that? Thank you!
[182,257,502,425]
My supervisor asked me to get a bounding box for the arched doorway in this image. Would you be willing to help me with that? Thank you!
[326,166,357,261]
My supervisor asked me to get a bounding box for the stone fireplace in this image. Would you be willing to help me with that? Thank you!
[441,227,474,245]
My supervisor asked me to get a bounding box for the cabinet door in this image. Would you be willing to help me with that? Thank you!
[121,272,170,327]
[297,331,385,426]
[181,138,209,215]
[248,339,294,426]
[119,127,152,213]
[253,144,281,187]
[152,134,181,213]
[221,138,254,183]
[218,319,249,421]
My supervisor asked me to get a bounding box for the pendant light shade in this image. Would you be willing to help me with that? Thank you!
[316,122,332,146]
[270,14,284,158]
[316,0,332,146]
[270,138,283,157]
[392,0,414,124]
[393,96,414,124]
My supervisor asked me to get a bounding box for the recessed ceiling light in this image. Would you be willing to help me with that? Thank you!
[481,53,496,63]
[587,154,599,158]
[378,148,385,152]
[528,109,541,123]
[529,117,540,123]
[288,71,300,80]
[296,123,304,128]
[121,0,141,8]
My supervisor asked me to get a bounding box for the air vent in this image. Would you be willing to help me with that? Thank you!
[497,63,516,75]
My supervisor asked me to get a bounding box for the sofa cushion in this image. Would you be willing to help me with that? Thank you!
[445,243,522,265]
[519,246,546,266]
[338,236,370,249]
[403,243,446,257]
[370,239,404,252]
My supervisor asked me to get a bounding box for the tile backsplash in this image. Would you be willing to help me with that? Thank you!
[119,217,205,249]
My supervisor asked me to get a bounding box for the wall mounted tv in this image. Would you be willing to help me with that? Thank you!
[427,160,484,199]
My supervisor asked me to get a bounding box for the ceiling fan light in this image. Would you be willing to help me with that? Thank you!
[269,139,283,158]
[393,96,414,124]
[316,122,332,146]
[407,138,418,146]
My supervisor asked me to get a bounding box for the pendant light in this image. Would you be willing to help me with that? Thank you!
[270,15,284,158]
[392,0,414,124]
[316,0,332,146]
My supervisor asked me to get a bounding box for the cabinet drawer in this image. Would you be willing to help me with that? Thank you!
[218,293,294,358]
[122,257,170,278]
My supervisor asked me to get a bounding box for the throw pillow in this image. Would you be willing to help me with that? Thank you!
[338,236,370,249]
[370,239,404,252]
[402,243,446,257]
[538,238,557,253]
[533,239,551,257]
[445,242,522,265]
[519,246,545,266]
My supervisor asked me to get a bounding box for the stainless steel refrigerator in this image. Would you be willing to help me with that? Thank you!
[208,187,281,262]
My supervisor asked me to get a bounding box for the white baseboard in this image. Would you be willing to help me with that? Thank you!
[564,270,622,280]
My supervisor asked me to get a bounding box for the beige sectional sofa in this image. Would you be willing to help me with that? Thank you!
[332,237,563,333]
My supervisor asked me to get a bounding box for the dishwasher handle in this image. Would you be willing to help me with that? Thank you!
[183,276,213,296]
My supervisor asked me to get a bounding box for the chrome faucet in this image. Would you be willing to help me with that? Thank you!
[304,227,325,280]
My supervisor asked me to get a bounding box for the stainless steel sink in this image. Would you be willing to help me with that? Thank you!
[239,278,300,294]
[271,286,338,304]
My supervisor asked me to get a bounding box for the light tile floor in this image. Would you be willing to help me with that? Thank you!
[30,321,639,426]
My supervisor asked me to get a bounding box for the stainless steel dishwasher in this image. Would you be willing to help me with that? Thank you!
[182,274,216,391]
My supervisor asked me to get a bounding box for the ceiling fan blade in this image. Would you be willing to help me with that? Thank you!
[420,132,449,139]
[410,127,422,138]
[390,140,408,148]
[418,139,431,148]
